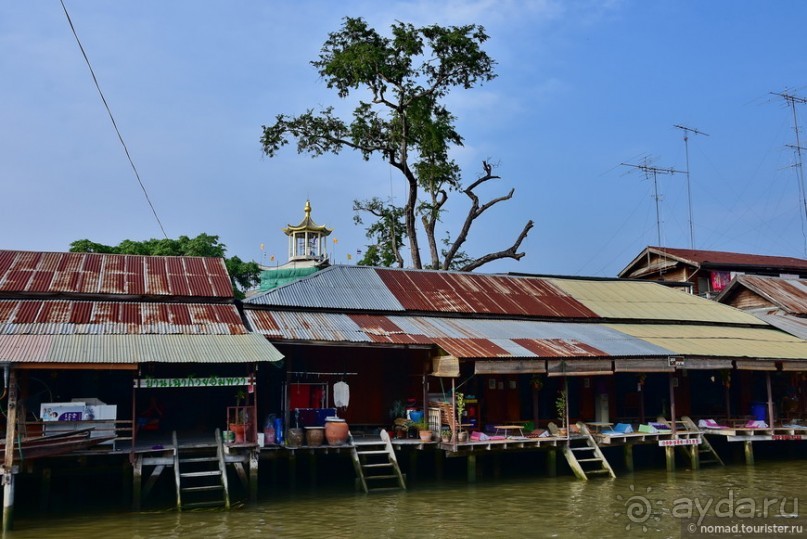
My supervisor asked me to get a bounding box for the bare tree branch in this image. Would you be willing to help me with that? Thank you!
[459,220,534,272]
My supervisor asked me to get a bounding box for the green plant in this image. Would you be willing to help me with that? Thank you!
[440,428,452,440]
[455,392,465,427]
[412,420,429,432]
[555,390,567,428]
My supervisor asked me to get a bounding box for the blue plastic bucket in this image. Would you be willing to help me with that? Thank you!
[751,403,766,421]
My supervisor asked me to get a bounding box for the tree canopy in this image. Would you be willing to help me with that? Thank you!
[261,17,533,271]
[69,233,260,299]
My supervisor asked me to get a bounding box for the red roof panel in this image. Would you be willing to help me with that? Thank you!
[0,300,247,335]
[652,247,807,270]
[376,269,598,318]
[513,338,605,357]
[0,250,233,298]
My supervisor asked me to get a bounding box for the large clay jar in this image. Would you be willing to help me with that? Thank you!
[325,417,349,446]
[305,426,324,447]
[286,427,304,448]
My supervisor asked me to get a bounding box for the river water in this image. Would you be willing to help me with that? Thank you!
[6,458,806,538]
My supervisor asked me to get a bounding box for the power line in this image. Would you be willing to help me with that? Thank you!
[673,124,709,249]
[60,0,168,239]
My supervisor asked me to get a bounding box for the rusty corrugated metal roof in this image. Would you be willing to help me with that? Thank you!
[550,278,765,325]
[0,300,247,335]
[606,323,807,360]
[376,268,598,317]
[0,250,232,298]
[722,275,807,315]
[0,334,283,364]
[245,310,674,359]
[649,247,807,270]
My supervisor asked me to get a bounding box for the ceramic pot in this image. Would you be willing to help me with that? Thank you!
[324,418,349,446]
[286,427,304,448]
[229,423,246,443]
[419,430,432,442]
[305,426,324,447]
[457,430,468,443]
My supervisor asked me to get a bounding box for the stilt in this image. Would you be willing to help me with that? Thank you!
[408,450,418,482]
[435,448,444,481]
[546,448,557,477]
[624,444,634,473]
[665,446,675,472]
[39,467,52,512]
[132,455,143,510]
[466,454,477,483]
[249,449,259,504]
[493,453,501,480]
[288,451,297,489]
[689,444,700,470]
[766,372,775,428]
[744,441,754,466]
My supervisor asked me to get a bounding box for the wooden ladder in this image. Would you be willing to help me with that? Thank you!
[680,416,725,466]
[553,422,615,480]
[350,430,406,493]
[173,430,231,510]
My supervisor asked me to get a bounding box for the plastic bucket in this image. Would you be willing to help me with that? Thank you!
[751,403,766,421]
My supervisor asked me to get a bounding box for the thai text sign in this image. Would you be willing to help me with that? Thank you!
[134,376,250,389]
[658,438,700,447]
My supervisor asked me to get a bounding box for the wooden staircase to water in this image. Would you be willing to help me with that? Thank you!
[172,429,230,510]
[350,430,406,493]
[552,422,615,480]
[680,416,725,467]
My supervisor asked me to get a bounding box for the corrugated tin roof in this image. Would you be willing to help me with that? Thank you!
[0,333,283,364]
[722,275,807,315]
[245,310,674,359]
[550,278,765,325]
[749,311,807,340]
[0,250,232,298]
[648,247,807,270]
[246,266,404,310]
[0,300,247,335]
[376,268,597,317]
[606,323,807,360]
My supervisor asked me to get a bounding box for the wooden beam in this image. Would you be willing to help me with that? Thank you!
[3,369,18,532]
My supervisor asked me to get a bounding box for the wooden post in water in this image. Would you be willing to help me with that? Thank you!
[546,448,557,477]
[249,449,259,505]
[744,441,755,465]
[132,455,142,510]
[624,444,634,473]
[665,446,676,472]
[3,368,18,532]
[689,444,700,470]
[39,467,52,512]
[466,454,476,483]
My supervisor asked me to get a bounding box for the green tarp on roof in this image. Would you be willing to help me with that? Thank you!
[259,267,321,292]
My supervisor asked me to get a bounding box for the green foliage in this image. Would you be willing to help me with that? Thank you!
[69,233,259,299]
[261,17,532,271]
[555,390,568,428]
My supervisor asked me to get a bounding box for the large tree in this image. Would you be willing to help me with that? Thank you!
[261,17,533,271]
[69,233,260,299]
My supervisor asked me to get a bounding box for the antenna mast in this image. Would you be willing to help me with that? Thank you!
[621,159,685,247]
[772,91,807,253]
[673,124,709,249]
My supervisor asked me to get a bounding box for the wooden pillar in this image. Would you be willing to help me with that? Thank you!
[408,450,418,482]
[744,441,754,466]
[39,467,52,512]
[546,448,557,477]
[493,453,501,480]
[669,374,677,434]
[288,451,297,489]
[665,446,675,472]
[132,455,143,510]
[249,449,259,505]
[624,444,634,473]
[689,444,700,470]
[435,449,444,481]
[466,454,477,483]
[766,372,775,428]
[308,451,317,486]
[3,368,18,533]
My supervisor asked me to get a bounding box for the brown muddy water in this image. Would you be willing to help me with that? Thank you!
[5,458,806,538]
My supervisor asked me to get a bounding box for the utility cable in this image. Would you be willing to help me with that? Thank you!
[60,0,168,238]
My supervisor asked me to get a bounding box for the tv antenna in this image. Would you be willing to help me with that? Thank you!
[621,158,685,247]
[673,124,709,249]
[771,91,807,253]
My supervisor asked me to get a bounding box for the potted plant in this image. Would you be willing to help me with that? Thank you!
[555,389,568,436]
[413,420,432,442]
[455,392,468,442]
[440,428,452,443]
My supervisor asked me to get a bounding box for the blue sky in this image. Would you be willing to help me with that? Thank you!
[2,1,807,277]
